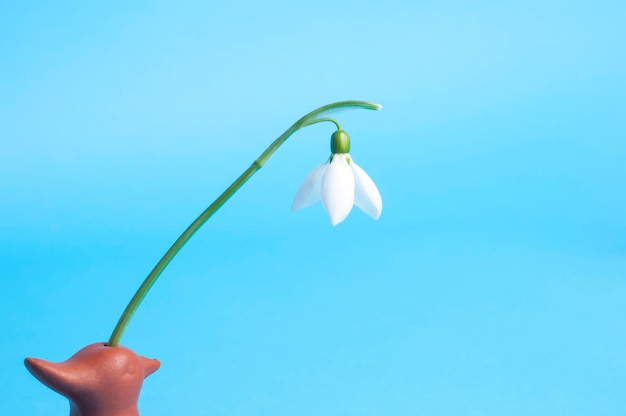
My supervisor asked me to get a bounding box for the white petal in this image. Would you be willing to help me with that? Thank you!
[351,160,383,219]
[321,154,355,226]
[292,162,328,211]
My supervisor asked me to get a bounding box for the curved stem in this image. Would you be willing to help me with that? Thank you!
[107,100,381,346]
[303,117,342,130]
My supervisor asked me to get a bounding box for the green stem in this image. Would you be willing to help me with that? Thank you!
[303,117,342,130]
[107,100,381,346]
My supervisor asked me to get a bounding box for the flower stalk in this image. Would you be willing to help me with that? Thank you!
[107,100,381,346]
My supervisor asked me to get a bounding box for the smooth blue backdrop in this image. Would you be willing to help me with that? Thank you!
[1,1,625,415]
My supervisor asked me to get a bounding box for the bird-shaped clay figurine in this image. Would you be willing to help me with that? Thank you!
[25,343,160,416]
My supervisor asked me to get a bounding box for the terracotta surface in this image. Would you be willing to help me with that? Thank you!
[25,342,160,416]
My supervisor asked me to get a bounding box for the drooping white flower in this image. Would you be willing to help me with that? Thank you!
[291,130,382,226]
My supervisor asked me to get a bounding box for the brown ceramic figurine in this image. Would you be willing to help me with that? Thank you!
[25,343,160,416]
[24,101,382,415]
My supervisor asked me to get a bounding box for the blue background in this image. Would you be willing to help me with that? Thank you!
[1,1,625,415]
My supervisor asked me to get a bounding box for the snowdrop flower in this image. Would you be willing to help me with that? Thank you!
[292,129,382,226]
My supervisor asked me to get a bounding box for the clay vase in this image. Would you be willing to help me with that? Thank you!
[24,342,160,416]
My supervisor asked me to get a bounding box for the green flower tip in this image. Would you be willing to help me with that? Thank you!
[331,130,351,154]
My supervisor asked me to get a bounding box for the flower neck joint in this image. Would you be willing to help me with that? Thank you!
[330,130,351,154]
